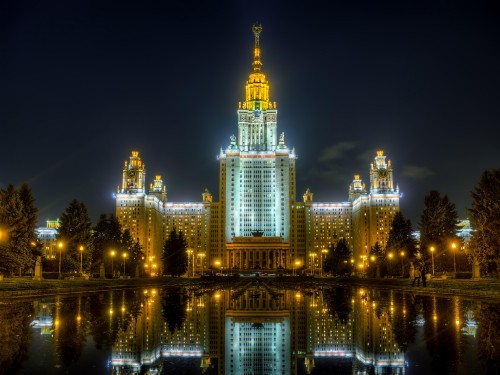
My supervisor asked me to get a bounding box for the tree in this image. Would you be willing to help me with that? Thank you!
[386,211,417,276]
[92,214,124,274]
[386,212,416,257]
[122,229,144,276]
[467,169,500,278]
[57,200,94,274]
[324,238,351,276]
[419,190,459,272]
[162,228,188,277]
[369,242,385,278]
[0,184,39,276]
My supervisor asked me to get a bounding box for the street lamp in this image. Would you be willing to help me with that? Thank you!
[309,253,317,276]
[321,248,328,277]
[293,260,301,276]
[198,253,206,276]
[400,251,405,278]
[451,242,457,274]
[110,250,116,278]
[214,260,221,276]
[58,242,64,279]
[79,245,84,275]
[430,246,435,276]
[387,253,393,276]
[122,252,128,277]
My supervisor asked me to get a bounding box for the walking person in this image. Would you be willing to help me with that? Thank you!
[412,265,421,287]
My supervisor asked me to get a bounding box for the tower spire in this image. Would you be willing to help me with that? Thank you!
[252,23,263,72]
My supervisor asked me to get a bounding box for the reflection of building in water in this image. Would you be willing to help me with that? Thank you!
[30,301,55,335]
[352,289,405,374]
[306,292,354,358]
[225,284,291,374]
[110,285,405,374]
[111,289,208,374]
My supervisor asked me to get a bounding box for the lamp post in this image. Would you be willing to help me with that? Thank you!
[58,242,64,279]
[214,260,221,276]
[430,246,435,276]
[321,249,328,277]
[79,245,84,275]
[293,260,301,276]
[110,250,116,278]
[451,242,457,274]
[309,253,317,276]
[400,251,405,278]
[122,252,128,277]
[388,253,393,276]
[198,253,206,276]
[360,255,367,276]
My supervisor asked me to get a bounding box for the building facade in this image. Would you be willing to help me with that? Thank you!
[115,24,400,275]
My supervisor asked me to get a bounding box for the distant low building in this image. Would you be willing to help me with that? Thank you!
[35,219,60,259]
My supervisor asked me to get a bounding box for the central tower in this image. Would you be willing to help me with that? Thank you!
[219,24,297,268]
[238,23,277,151]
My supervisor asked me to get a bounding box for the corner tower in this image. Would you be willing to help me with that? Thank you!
[116,151,167,275]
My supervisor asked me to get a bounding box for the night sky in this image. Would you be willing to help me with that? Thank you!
[2,0,499,228]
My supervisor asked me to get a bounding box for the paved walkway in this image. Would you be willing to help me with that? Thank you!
[0,277,200,298]
[0,275,499,300]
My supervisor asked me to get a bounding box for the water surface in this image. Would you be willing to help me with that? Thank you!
[0,280,498,374]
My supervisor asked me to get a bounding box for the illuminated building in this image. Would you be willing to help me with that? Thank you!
[115,24,400,274]
[35,219,61,259]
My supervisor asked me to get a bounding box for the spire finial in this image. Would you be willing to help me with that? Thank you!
[252,23,263,72]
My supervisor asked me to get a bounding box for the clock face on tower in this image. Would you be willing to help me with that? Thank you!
[128,170,135,178]
[378,168,388,178]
